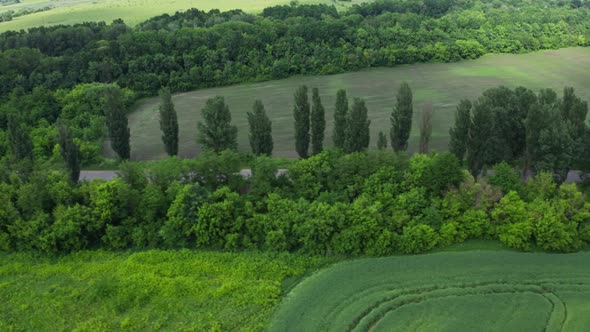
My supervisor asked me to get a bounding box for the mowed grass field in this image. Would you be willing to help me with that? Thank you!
[269,250,590,332]
[116,47,590,160]
[0,250,329,331]
[0,0,367,32]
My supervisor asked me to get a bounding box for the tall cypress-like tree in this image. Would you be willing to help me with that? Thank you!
[333,89,348,149]
[377,131,387,150]
[104,88,130,160]
[293,85,310,158]
[466,100,494,177]
[197,96,238,153]
[57,121,80,183]
[419,103,433,154]
[6,114,33,162]
[159,87,179,156]
[247,100,273,156]
[449,99,472,161]
[311,87,326,155]
[345,98,371,153]
[390,82,413,152]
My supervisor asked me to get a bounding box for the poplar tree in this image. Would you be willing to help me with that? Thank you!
[159,87,179,156]
[197,96,238,153]
[311,87,325,155]
[466,100,494,177]
[293,85,310,158]
[419,103,433,154]
[345,98,371,153]
[104,88,130,160]
[6,114,33,162]
[449,99,472,161]
[390,82,413,152]
[377,131,387,150]
[333,89,348,149]
[247,100,273,156]
[57,121,80,183]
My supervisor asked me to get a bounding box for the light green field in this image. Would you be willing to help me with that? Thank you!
[269,251,590,332]
[0,0,366,32]
[0,250,328,331]
[116,47,590,160]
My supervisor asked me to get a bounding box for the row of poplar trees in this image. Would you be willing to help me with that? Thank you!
[157,82,421,159]
[294,82,421,158]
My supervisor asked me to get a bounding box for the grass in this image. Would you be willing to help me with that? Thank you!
[0,250,330,331]
[269,250,590,332]
[115,47,590,160]
[0,0,367,32]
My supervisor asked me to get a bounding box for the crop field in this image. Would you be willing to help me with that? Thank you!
[117,47,590,160]
[269,251,590,332]
[0,250,328,331]
[0,0,367,32]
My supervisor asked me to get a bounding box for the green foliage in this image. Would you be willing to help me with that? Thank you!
[104,88,130,160]
[332,89,348,149]
[0,250,328,331]
[161,183,209,248]
[344,98,370,153]
[57,121,80,183]
[466,98,495,177]
[197,96,238,153]
[449,99,471,161]
[311,87,326,155]
[7,113,33,162]
[377,131,387,150]
[390,82,413,152]
[488,162,523,195]
[247,100,273,156]
[293,85,310,158]
[398,224,439,254]
[158,87,179,156]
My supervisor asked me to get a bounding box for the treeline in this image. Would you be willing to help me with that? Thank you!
[448,86,590,182]
[1,0,590,98]
[1,149,590,254]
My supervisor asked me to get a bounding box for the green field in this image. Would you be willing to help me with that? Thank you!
[0,0,366,32]
[115,47,590,160]
[269,250,590,332]
[0,250,328,331]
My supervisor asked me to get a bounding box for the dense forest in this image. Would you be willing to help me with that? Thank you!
[1,0,590,255]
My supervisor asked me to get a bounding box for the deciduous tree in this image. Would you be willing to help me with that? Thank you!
[345,98,371,153]
[390,82,413,152]
[247,100,273,156]
[159,87,179,156]
[197,96,238,153]
[311,87,325,155]
[104,88,130,160]
[293,85,310,158]
[333,89,348,149]
[449,99,471,161]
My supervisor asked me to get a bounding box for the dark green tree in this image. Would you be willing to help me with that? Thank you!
[57,121,80,183]
[159,87,179,156]
[104,88,130,160]
[449,99,472,161]
[247,100,273,156]
[311,87,325,155]
[390,82,413,152]
[377,131,387,150]
[345,98,371,153]
[293,85,310,158]
[197,96,238,153]
[466,100,494,177]
[419,103,433,154]
[6,114,33,162]
[333,89,348,149]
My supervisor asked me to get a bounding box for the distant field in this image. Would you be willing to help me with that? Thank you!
[115,47,590,160]
[269,251,590,332]
[0,250,328,331]
[0,0,367,32]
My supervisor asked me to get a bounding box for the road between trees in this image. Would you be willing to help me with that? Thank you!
[79,169,290,182]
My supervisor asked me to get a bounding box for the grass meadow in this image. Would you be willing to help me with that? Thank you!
[0,0,366,32]
[0,250,329,331]
[115,47,590,160]
[269,250,590,332]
